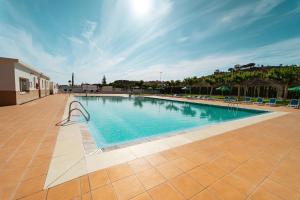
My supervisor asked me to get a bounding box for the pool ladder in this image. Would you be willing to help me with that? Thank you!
[227,101,239,115]
[227,101,239,107]
[68,100,90,122]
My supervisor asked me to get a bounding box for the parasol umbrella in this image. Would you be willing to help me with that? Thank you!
[216,86,231,95]
[288,85,300,92]
[182,86,189,94]
[288,85,300,98]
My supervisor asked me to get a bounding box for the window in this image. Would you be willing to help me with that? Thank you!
[33,77,36,88]
[19,78,30,92]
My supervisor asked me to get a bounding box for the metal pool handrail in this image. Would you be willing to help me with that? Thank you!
[68,100,90,122]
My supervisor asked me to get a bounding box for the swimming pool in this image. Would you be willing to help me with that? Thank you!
[76,96,268,148]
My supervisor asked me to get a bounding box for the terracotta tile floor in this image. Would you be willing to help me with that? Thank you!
[1,95,300,200]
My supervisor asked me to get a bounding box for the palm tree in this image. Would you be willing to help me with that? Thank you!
[267,67,300,99]
[136,80,144,88]
[169,80,177,94]
[204,76,216,95]
[183,77,196,94]
[102,75,107,85]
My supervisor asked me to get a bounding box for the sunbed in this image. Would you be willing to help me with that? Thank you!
[242,96,251,104]
[206,96,214,100]
[287,99,299,108]
[265,98,277,106]
[229,97,237,102]
[224,96,230,102]
[253,97,264,105]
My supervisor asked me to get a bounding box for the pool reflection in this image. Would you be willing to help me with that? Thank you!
[75,96,267,148]
[76,96,263,122]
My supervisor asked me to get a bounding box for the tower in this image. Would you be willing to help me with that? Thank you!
[72,73,74,87]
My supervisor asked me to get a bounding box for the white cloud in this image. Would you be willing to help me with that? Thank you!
[62,0,174,83]
[221,0,284,25]
[0,24,68,82]
[82,20,97,40]
[0,0,298,84]
[177,36,188,43]
[246,37,300,65]
[192,0,285,42]
[68,36,84,45]
[108,37,300,81]
[155,0,173,18]
[254,0,284,15]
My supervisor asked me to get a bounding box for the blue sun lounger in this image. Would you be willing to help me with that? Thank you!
[265,98,277,106]
[224,96,230,102]
[242,96,251,104]
[253,97,264,105]
[287,99,299,108]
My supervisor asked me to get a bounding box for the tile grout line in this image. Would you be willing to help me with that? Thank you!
[45,156,86,189]
[0,107,45,171]
[10,96,68,200]
[8,95,297,199]
[48,95,289,189]
[7,104,49,199]
[184,146,268,199]
[48,109,299,200]
[244,142,298,199]
[245,142,300,200]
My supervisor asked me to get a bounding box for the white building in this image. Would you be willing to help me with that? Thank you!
[82,84,98,92]
[0,57,50,106]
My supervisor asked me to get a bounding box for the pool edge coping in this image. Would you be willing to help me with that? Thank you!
[44,94,289,189]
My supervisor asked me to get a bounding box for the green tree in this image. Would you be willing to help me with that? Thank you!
[183,76,198,94]
[136,80,144,88]
[204,76,216,95]
[267,67,300,99]
[102,75,107,85]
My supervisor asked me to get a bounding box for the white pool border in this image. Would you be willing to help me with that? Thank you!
[44,95,288,189]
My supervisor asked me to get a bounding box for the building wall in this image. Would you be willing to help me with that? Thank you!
[49,82,58,94]
[114,88,122,92]
[14,63,39,92]
[0,61,16,106]
[82,85,98,92]
[0,58,51,106]
[0,61,15,91]
[39,77,50,97]
[0,91,17,106]
[40,89,50,97]
[16,90,39,104]
[14,63,40,104]
[101,86,113,92]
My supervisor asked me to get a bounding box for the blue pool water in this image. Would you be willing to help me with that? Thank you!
[76,96,268,148]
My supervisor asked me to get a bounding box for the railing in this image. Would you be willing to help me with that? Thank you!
[68,100,90,122]
[226,97,239,108]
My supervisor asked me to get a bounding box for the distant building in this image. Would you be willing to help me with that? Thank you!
[58,85,70,92]
[234,64,241,70]
[214,69,221,74]
[234,63,256,71]
[0,57,50,106]
[82,84,98,92]
[114,88,122,92]
[101,86,113,92]
[49,82,58,94]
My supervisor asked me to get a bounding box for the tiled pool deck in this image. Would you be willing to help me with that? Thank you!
[1,94,300,200]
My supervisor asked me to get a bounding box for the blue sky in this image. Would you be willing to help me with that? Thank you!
[0,0,300,84]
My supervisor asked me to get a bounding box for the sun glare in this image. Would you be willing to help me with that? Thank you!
[130,0,153,17]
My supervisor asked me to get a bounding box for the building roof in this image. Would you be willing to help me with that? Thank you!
[0,57,50,80]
